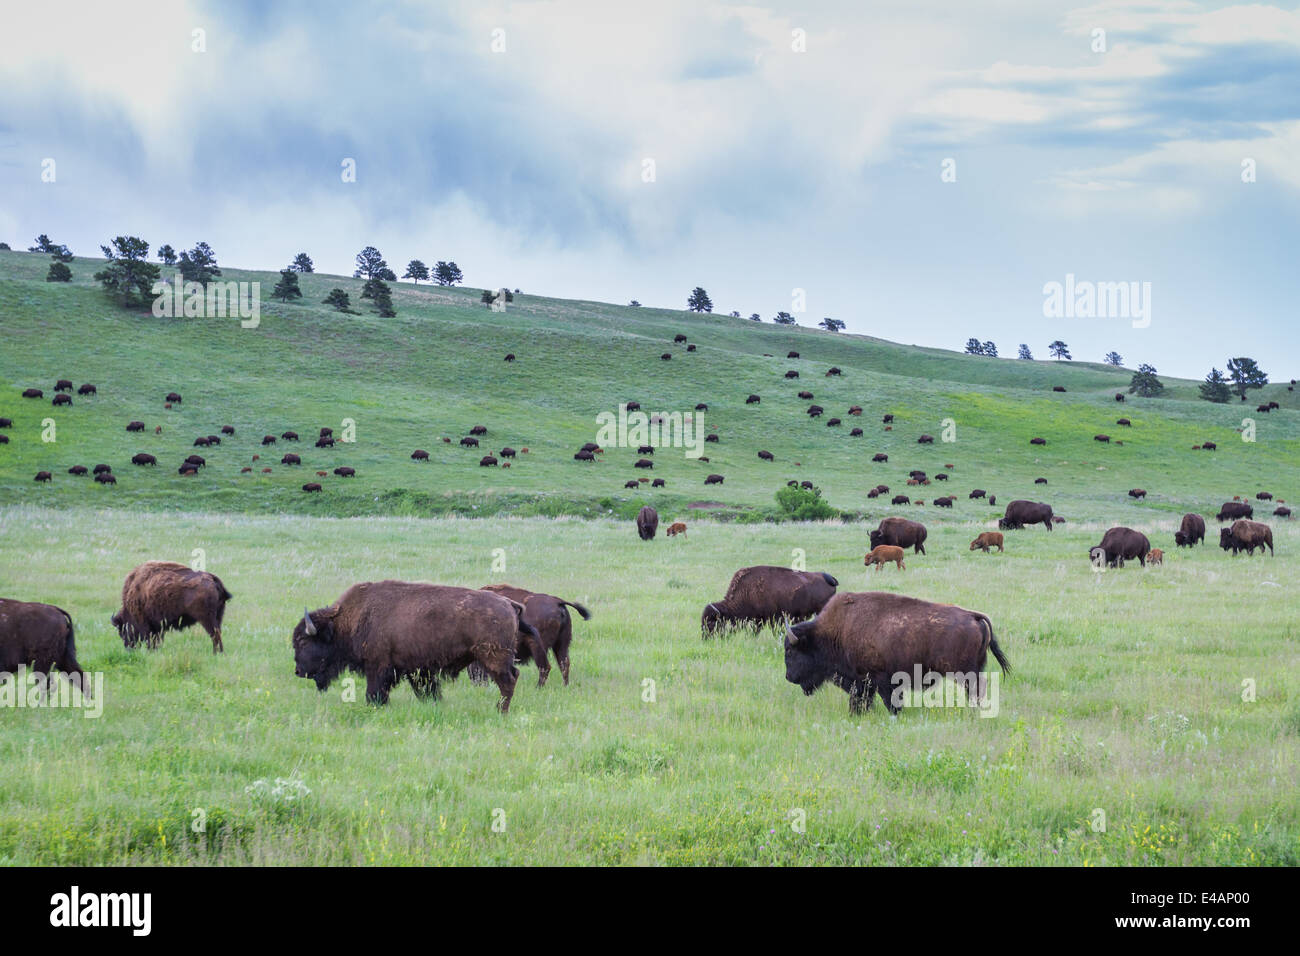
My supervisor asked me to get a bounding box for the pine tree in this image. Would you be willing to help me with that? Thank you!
[1104,351,1123,367]
[93,236,160,307]
[1129,363,1164,398]
[1198,367,1231,404]
[178,242,221,284]
[433,261,463,286]
[323,289,352,312]
[1049,340,1071,361]
[982,341,997,357]
[403,260,429,284]
[271,269,302,302]
[1226,357,1268,400]
[354,246,388,280]
[290,253,314,273]
[820,318,845,332]
[1017,344,1032,360]
[773,312,796,325]
[158,244,177,265]
[965,338,984,355]
[687,287,713,313]
[46,262,72,282]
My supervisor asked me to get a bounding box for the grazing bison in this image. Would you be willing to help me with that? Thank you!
[334,466,356,477]
[469,425,487,436]
[787,351,800,358]
[704,434,719,443]
[881,414,894,423]
[1274,506,1292,519]
[460,437,479,448]
[701,566,837,637]
[635,445,655,456]
[131,453,157,466]
[500,447,516,458]
[1174,513,1206,547]
[262,435,277,445]
[848,405,863,416]
[95,473,117,485]
[674,334,688,343]
[1034,477,1047,485]
[933,496,954,508]
[1117,418,1131,426]
[1202,441,1217,451]
[294,582,541,709]
[826,367,842,376]
[970,532,1004,553]
[93,464,112,475]
[917,434,934,444]
[1220,520,1273,556]
[891,495,910,505]
[783,592,1008,714]
[624,480,639,489]
[651,478,665,488]
[221,425,235,435]
[281,454,301,465]
[302,482,323,492]
[1089,527,1151,567]
[637,506,658,541]
[479,455,499,467]
[998,500,1054,531]
[22,388,43,399]
[127,421,145,432]
[870,517,927,554]
[1053,386,1066,393]
[1094,434,1110,443]
[826,418,841,427]
[0,418,10,429]
[624,401,641,411]
[54,379,73,392]
[319,427,333,438]
[1128,489,1146,499]
[411,449,429,461]
[1115,393,1125,402]
[807,405,824,417]
[785,370,799,379]
[193,437,209,447]
[1256,492,1273,501]
[864,545,905,571]
[1030,437,1046,445]
[282,431,299,441]
[315,437,335,448]
[1216,501,1253,522]
[666,522,688,538]
[745,394,760,404]
[34,471,52,483]
[113,561,232,652]
[0,599,88,691]
[67,465,87,476]
[504,353,515,362]
[165,392,182,403]
[1147,548,1164,566]
[77,384,96,396]
[179,465,198,476]
[872,453,888,463]
[705,474,724,485]
[52,394,71,407]
[757,450,775,462]
[969,489,986,500]
[573,450,595,462]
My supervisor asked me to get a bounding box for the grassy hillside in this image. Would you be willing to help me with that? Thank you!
[2,248,1297,522]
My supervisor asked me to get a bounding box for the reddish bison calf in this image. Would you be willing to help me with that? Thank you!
[112,561,232,652]
[864,545,905,571]
[969,532,1004,553]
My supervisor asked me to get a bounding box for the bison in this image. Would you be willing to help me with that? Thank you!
[293,581,542,710]
[933,496,954,508]
[112,561,232,652]
[1174,513,1206,547]
[666,522,688,538]
[52,394,71,407]
[745,394,760,404]
[705,474,724,485]
[95,471,118,485]
[77,384,97,396]
[864,545,905,571]
[637,506,658,540]
[969,532,1004,553]
[998,500,1054,531]
[333,466,356,477]
[826,367,842,376]
[22,388,43,399]
[220,425,235,435]
[783,592,1008,715]
[1029,437,1046,445]
[479,455,499,467]
[573,450,595,462]
[411,449,429,461]
[1128,489,1146,499]
[785,370,799,379]
[1274,506,1292,519]
[701,566,837,638]
[262,435,277,445]
[872,453,888,463]
[131,453,157,466]
[282,431,299,441]
[67,465,87,476]
[469,425,488,436]
[166,392,183,403]
[281,454,301,465]
[34,471,52,483]
[651,478,665,488]
[0,599,88,693]
[891,495,910,505]
[460,437,479,448]
[1094,434,1110,443]
[757,450,774,462]
[1220,520,1273,556]
[1216,501,1253,522]
[870,517,927,554]
[1089,527,1151,568]
[1117,418,1131,426]
[302,482,323,492]
[1147,548,1164,566]
[917,434,934,444]
[127,421,145,432]
[315,437,335,448]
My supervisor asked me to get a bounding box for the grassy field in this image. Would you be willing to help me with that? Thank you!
[1,249,1297,865]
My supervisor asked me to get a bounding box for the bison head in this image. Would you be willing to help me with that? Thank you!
[111,609,144,647]
[1174,531,1187,547]
[868,529,884,549]
[700,602,731,637]
[783,621,830,696]
[292,607,345,690]
[1219,528,1234,551]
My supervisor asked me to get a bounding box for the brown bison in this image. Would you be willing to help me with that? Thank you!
[1220,520,1273,556]
[1115,393,1125,402]
[460,437,479,448]
[999,500,1054,531]
[666,522,688,538]
[848,405,863,416]
[22,388,43,399]
[477,583,590,687]
[1030,437,1046,445]
[500,447,516,458]
[864,545,905,571]
[1034,477,1047,485]
[411,449,429,461]
[826,367,842,376]
[1053,386,1066,393]
[93,464,112,475]
[705,474,724,485]
[891,495,910,505]
[131,453,157,466]
[1256,492,1273,501]
[637,506,658,540]
[1094,434,1110,443]
[479,455,499,467]
[746,394,761,404]
[1174,513,1206,547]
[651,478,665,487]
[1216,501,1253,522]
[77,384,96,396]
[933,496,954,508]
[126,421,145,432]
[807,405,824,417]
[1147,548,1164,566]
[783,592,1008,714]
[870,517,927,554]
[282,431,299,441]
[1128,489,1146,499]
[1090,527,1151,567]
[54,379,74,392]
[969,489,986,500]
[917,434,934,444]
[166,392,183,403]
[758,450,774,461]
[469,425,488,436]
[872,453,888,463]
[333,466,356,477]
[220,425,235,435]
[1202,441,1217,450]
[1117,418,1131,426]
[970,532,1004,553]
[52,394,71,407]
[315,436,335,448]
[0,418,10,428]
[784,370,799,378]
[701,566,837,637]
[624,480,639,489]
[302,482,322,492]
[0,599,88,692]
[112,561,232,652]
[1274,506,1292,519]
[94,473,116,485]
[281,454,301,466]
[68,465,87,475]
[293,582,542,710]
[194,436,210,447]
[574,450,595,462]
[34,471,52,483]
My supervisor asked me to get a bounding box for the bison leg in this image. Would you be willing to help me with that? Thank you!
[365,668,396,705]
[202,620,224,653]
[493,665,519,713]
[554,629,572,686]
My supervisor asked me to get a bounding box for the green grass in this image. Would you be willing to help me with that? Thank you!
[0,249,1297,865]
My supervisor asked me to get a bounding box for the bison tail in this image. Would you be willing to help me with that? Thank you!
[981,617,1011,675]
[211,574,233,602]
[820,572,839,588]
[562,600,592,621]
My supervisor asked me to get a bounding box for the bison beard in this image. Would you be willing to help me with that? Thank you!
[291,581,543,710]
[784,592,1009,715]
[112,561,232,652]
[701,566,837,638]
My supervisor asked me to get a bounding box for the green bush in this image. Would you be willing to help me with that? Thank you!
[775,484,836,520]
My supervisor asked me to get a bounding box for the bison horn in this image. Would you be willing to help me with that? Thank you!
[785,624,800,646]
[302,609,316,636]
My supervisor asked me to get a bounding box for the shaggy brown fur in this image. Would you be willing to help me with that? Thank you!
[481,584,591,687]
[701,566,837,637]
[112,561,232,652]
[0,599,87,692]
[969,532,1004,553]
[864,545,905,571]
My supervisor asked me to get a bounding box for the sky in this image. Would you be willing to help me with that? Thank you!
[1,0,1298,379]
